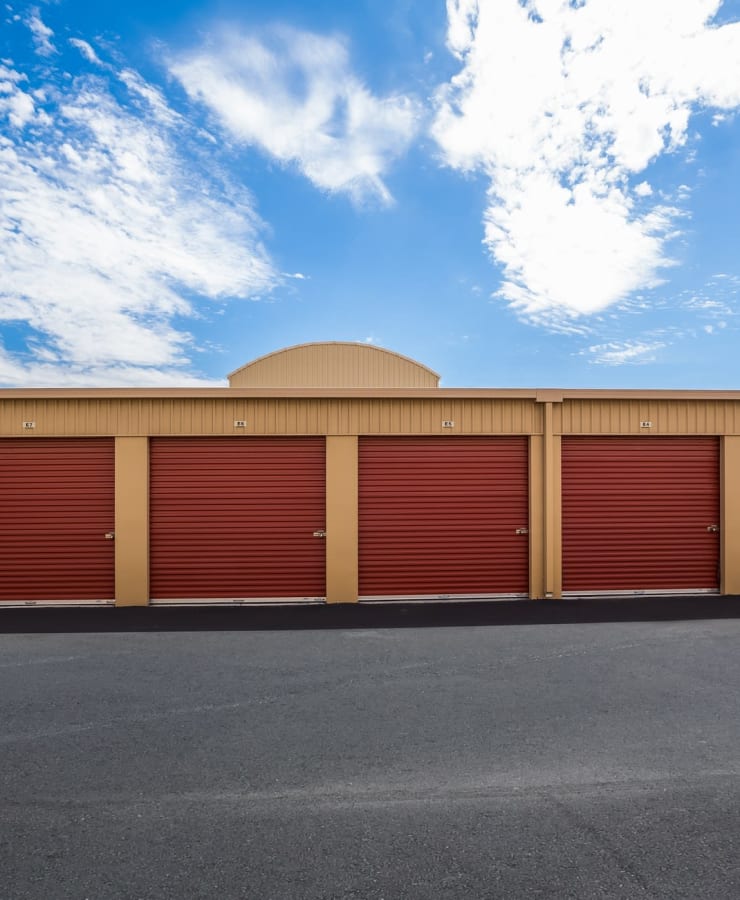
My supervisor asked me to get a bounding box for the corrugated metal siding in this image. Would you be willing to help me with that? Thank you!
[0,438,115,601]
[229,343,440,388]
[561,400,740,435]
[358,437,529,597]
[150,437,326,599]
[0,398,541,437]
[562,437,720,592]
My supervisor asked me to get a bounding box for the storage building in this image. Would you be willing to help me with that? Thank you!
[1,341,738,606]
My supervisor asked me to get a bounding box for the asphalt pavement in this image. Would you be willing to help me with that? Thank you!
[2,599,740,899]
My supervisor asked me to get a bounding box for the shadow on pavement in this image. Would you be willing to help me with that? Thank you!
[1,596,740,634]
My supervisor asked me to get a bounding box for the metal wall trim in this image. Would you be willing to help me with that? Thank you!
[0,599,115,608]
[561,589,719,598]
[359,593,528,603]
[149,598,326,606]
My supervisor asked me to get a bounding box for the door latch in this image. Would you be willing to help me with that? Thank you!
[707,525,719,533]
[104,532,115,540]
[312,530,327,538]
[515,527,529,535]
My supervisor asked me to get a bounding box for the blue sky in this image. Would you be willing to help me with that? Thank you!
[2,0,740,388]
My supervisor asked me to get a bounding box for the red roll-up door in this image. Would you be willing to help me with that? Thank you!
[562,437,720,593]
[358,437,529,599]
[0,438,115,602]
[150,437,326,601]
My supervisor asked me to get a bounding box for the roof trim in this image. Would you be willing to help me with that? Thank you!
[2,387,740,400]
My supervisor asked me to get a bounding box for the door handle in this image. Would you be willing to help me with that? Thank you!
[313,530,327,538]
[707,525,719,533]
[104,532,115,540]
[515,527,529,535]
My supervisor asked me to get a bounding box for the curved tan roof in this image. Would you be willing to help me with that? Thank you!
[228,342,440,388]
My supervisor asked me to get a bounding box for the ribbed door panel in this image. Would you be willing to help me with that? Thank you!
[0,439,115,601]
[359,437,529,597]
[150,438,326,599]
[562,437,720,592]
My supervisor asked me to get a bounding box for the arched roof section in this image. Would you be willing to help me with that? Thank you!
[228,342,440,389]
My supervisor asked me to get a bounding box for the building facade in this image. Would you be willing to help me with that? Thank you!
[1,342,739,606]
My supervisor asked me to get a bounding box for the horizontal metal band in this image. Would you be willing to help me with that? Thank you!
[358,593,528,603]
[149,597,326,606]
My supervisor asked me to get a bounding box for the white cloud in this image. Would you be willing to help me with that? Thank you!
[681,278,739,328]
[118,68,180,127]
[0,65,35,126]
[26,7,55,57]
[169,26,420,204]
[0,54,277,386]
[69,38,103,66]
[0,349,220,388]
[433,0,740,320]
[584,339,666,365]
[686,297,731,313]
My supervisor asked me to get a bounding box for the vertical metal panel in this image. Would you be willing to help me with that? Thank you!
[228,343,440,388]
[561,399,740,435]
[528,435,545,599]
[114,437,149,606]
[358,437,529,598]
[0,438,115,601]
[721,436,740,595]
[562,437,720,592]
[150,437,326,600]
[7,394,740,438]
[325,436,359,603]
[0,396,542,437]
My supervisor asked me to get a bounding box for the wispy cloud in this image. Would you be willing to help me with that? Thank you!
[678,274,740,331]
[583,340,666,366]
[25,7,56,57]
[433,0,740,321]
[68,38,103,67]
[169,26,420,205]
[0,44,277,385]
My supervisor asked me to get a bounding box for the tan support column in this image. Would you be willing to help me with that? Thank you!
[549,433,562,598]
[721,436,740,595]
[114,437,149,606]
[528,435,545,599]
[543,402,562,599]
[325,435,359,603]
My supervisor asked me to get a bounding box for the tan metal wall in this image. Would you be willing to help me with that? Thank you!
[531,402,562,600]
[2,392,740,604]
[326,436,359,603]
[229,342,440,388]
[559,399,740,435]
[114,438,149,606]
[0,397,542,437]
[721,437,740,596]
